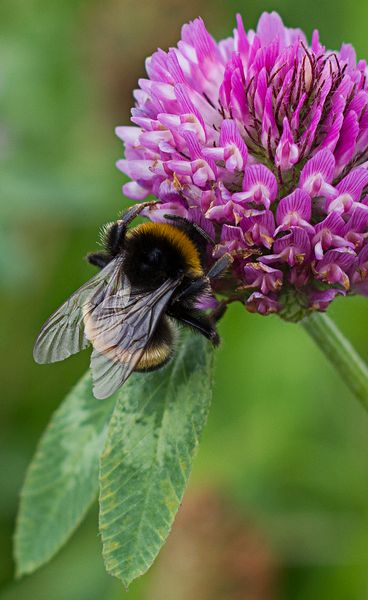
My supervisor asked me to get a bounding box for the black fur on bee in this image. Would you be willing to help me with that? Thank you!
[34,202,232,399]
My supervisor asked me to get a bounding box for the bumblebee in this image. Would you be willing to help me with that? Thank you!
[33,203,231,399]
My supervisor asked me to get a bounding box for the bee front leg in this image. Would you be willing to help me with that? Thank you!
[107,201,159,256]
[118,200,159,227]
[86,252,111,269]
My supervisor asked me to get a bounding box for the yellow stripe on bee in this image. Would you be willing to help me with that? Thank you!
[129,222,203,276]
[136,340,172,370]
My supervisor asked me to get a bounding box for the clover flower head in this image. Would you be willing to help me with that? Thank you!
[116,11,368,320]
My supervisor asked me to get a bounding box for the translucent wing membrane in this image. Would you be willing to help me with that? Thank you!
[33,258,123,364]
[85,277,181,399]
[34,254,181,399]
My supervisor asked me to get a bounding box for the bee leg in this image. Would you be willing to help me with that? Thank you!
[105,221,128,256]
[168,305,220,346]
[210,300,228,322]
[172,277,209,304]
[206,253,233,279]
[87,252,111,269]
[107,201,159,256]
[118,200,159,227]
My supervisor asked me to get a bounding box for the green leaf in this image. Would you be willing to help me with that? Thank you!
[99,333,214,587]
[14,372,115,576]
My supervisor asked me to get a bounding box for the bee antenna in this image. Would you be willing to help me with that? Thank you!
[118,200,160,225]
[163,214,215,246]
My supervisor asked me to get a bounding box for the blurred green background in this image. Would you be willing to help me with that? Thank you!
[3,0,368,598]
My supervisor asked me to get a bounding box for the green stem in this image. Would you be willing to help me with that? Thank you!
[302,312,368,412]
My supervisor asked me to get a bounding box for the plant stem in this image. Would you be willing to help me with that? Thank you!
[302,311,368,412]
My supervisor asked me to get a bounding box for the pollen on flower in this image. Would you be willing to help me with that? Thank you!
[116,11,368,320]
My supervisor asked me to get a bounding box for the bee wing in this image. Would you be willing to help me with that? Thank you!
[33,257,123,364]
[85,277,181,399]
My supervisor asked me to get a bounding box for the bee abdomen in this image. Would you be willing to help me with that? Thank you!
[135,317,177,372]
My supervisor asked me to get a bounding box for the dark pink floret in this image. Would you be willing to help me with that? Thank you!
[116,12,368,319]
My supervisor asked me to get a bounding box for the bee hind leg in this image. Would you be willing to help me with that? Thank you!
[172,277,209,304]
[210,300,228,323]
[168,305,220,346]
